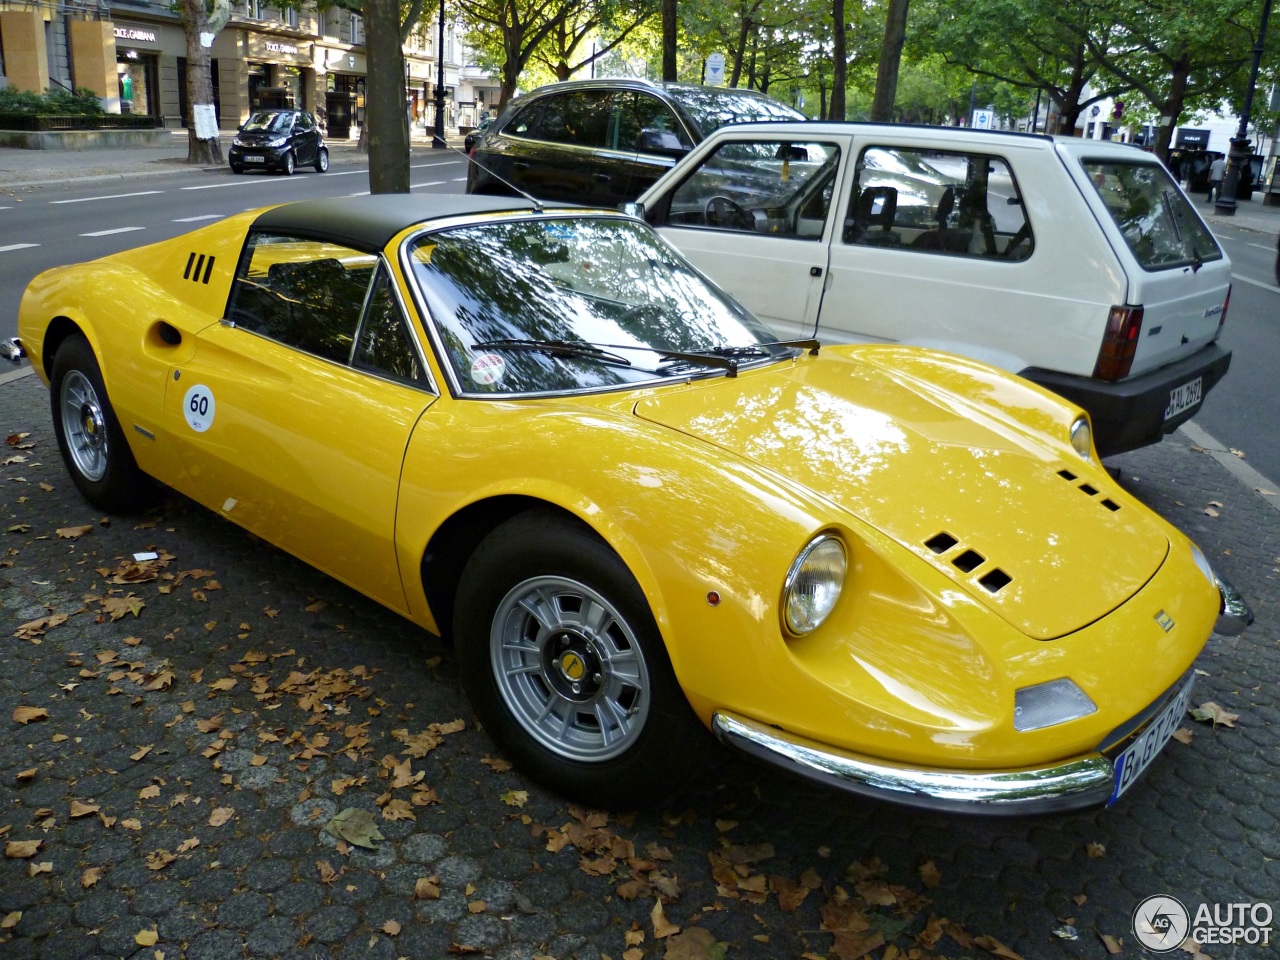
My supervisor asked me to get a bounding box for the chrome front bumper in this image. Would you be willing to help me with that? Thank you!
[1215,574,1252,636]
[712,711,1114,815]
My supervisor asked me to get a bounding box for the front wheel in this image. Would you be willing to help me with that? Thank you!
[50,334,153,513]
[230,163,244,175]
[314,147,329,173]
[280,151,296,176]
[454,511,706,807]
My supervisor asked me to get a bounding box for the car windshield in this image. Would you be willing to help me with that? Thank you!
[242,112,290,133]
[406,215,793,395]
[668,87,805,136]
[1080,159,1222,270]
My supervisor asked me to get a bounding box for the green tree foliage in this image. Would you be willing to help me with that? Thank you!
[913,0,1127,133]
[1084,0,1256,159]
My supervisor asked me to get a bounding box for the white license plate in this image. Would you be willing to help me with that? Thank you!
[244,156,266,163]
[1164,377,1202,420]
[1108,676,1195,804]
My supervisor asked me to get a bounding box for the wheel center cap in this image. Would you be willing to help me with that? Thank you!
[545,630,602,700]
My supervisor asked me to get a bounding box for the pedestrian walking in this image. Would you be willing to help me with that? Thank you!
[1207,155,1226,202]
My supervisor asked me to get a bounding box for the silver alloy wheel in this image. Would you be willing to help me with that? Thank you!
[59,369,108,482]
[491,575,651,762]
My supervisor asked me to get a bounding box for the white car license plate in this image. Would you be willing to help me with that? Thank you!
[244,156,266,163]
[1108,676,1195,804]
[1164,377,1202,420]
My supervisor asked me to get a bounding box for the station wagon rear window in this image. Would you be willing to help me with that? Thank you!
[1080,160,1222,270]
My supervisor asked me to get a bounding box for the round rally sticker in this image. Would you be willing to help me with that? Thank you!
[183,384,216,432]
[470,353,506,386]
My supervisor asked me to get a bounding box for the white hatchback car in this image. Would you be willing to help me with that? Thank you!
[633,123,1233,456]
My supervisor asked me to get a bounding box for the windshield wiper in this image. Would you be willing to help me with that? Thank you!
[655,339,820,378]
[471,338,632,367]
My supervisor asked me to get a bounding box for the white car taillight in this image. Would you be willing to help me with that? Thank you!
[1093,305,1143,381]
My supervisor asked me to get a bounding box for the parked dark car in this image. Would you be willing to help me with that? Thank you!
[229,109,329,176]
[463,116,496,154]
[465,78,805,207]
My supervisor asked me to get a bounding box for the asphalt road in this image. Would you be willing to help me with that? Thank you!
[1199,222,1280,484]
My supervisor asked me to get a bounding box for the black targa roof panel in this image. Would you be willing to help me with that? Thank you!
[250,195,576,252]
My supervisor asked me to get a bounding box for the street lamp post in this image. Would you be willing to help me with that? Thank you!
[1215,0,1272,215]
[432,0,446,149]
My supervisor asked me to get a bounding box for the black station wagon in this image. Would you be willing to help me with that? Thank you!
[465,78,804,207]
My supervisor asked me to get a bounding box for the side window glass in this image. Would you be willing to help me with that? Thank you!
[663,140,840,240]
[508,99,545,137]
[535,91,609,147]
[353,265,426,384]
[614,92,690,153]
[297,112,314,131]
[226,234,377,364]
[846,146,1032,260]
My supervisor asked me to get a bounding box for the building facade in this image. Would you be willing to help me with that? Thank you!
[0,0,498,137]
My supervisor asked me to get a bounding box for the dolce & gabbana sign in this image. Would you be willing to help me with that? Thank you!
[113,25,158,43]
[265,41,300,55]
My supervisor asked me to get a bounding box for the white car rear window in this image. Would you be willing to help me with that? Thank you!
[1080,159,1222,270]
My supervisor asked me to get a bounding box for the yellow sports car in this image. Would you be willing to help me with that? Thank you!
[15,196,1251,813]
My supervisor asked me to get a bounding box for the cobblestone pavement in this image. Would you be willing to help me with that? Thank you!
[1,367,1277,960]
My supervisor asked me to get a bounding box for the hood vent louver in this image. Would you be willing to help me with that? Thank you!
[1058,467,1121,512]
[924,531,1012,594]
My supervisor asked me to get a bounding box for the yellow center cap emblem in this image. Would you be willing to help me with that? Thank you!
[561,652,586,681]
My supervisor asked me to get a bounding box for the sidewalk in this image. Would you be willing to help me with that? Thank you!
[0,128,468,191]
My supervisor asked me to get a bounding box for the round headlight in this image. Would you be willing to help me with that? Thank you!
[783,535,847,635]
[1069,416,1093,460]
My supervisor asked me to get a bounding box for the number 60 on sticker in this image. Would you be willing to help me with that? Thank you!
[183,384,216,432]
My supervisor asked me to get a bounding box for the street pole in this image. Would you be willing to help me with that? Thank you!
[1215,0,1271,214]
[432,0,446,149]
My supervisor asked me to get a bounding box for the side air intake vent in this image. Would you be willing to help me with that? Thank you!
[1057,466,1121,512]
[183,252,217,285]
[925,532,958,554]
[923,532,1013,594]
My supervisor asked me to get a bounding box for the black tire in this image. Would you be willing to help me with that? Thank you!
[454,510,707,807]
[314,147,329,173]
[50,334,153,513]
[281,151,296,176]
[230,163,244,175]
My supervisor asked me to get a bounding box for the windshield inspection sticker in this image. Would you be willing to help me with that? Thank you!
[183,384,216,432]
[470,354,506,386]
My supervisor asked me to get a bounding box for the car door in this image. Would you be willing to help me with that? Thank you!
[502,90,613,203]
[650,134,848,340]
[607,91,692,204]
[292,112,318,165]
[163,234,435,614]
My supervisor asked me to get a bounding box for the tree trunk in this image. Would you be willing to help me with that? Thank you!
[830,0,846,121]
[662,0,678,81]
[179,0,222,164]
[366,0,410,194]
[870,0,909,122]
[1151,58,1190,164]
[729,17,751,88]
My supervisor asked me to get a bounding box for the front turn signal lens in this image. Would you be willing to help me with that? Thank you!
[783,535,847,635]
[1070,416,1093,461]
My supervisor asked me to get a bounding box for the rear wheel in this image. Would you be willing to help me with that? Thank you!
[281,151,296,176]
[454,511,706,807]
[314,147,329,173]
[50,334,153,512]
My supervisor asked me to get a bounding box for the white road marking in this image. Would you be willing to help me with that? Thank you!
[174,215,224,222]
[51,191,163,205]
[410,161,461,169]
[80,227,146,237]
[181,179,287,191]
[1232,273,1279,293]
[452,177,469,182]
[1221,236,1275,252]
[411,181,446,189]
[347,191,371,197]
[0,243,39,252]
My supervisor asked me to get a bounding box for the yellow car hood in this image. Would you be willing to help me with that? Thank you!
[634,353,1168,640]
